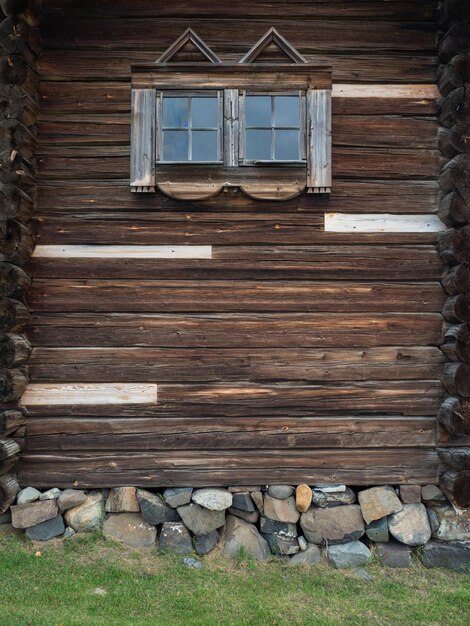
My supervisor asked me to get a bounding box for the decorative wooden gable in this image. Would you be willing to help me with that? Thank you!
[130,29,332,199]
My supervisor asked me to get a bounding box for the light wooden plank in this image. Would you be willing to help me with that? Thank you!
[32,245,213,259]
[20,383,158,406]
[324,213,446,233]
[307,89,332,192]
[130,88,155,190]
[332,84,439,99]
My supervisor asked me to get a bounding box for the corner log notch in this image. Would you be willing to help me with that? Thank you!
[437,0,470,509]
[0,0,39,513]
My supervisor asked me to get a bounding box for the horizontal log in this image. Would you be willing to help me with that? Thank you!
[0,332,31,367]
[442,294,470,322]
[0,297,29,331]
[25,312,444,349]
[438,447,470,471]
[0,219,34,265]
[439,469,470,508]
[18,448,439,487]
[441,263,470,294]
[441,362,470,397]
[24,416,437,452]
[438,87,470,127]
[0,409,24,436]
[438,396,470,435]
[20,382,158,407]
[324,213,444,233]
[27,346,445,383]
[439,154,470,192]
[0,367,27,401]
[438,189,470,226]
[20,381,444,417]
[0,436,20,460]
[0,262,30,296]
[27,280,446,313]
[0,473,18,513]
[437,226,470,264]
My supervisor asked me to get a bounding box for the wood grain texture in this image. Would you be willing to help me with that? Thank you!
[20,383,158,406]
[324,213,445,233]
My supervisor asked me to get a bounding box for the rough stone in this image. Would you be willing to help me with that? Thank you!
[64,492,104,532]
[227,507,259,524]
[39,488,61,501]
[182,557,204,569]
[231,492,255,512]
[137,489,179,525]
[421,485,447,505]
[300,505,364,545]
[263,495,300,524]
[105,487,140,513]
[327,541,371,569]
[103,513,156,548]
[63,527,75,539]
[314,484,346,493]
[194,530,220,555]
[259,517,297,538]
[26,515,65,541]
[177,503,225,536]
[223,514,270,561]
[159,522,193,554]
[251,491,264,514]
[16,487,41,505]
[288,544,322,566]
[365,517,389,543]
[427,508,440,533]
[267,485,294,500]
[163,487,193,508]
[312,487,357,508]
[422,540,470,572]
[192,488,232,511]
[430,506,470,542]
[399,485,421,504]
[295,484,312,513]
[375,542,412,568]
[58,489,87,512]
[298,535,308,551]
[358,486,403,524]
[388,503,431,546]
[264,533,299,556]
[11,500,59,529]
[352,568,374,581]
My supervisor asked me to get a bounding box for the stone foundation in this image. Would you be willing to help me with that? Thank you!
[2,483,469,572]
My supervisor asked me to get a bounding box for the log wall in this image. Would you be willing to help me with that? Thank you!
[14,0,464,488]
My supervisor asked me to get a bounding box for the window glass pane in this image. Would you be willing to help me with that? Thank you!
[163,130,189,161]
[192,130,219,161]
[163,97,189,128]
[274,130,300,160]
[245,96,272,127]
[192,97,219,128]
[274,96,300,128]
[246,129,271,160]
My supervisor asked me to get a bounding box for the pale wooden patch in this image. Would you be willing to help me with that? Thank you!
[332,84,438,99]
[33,245,213,259]
[20,383,158,406]
[324,213,446,233]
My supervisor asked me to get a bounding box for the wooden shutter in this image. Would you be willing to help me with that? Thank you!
[307,89,332,194]
[130,88,156,192]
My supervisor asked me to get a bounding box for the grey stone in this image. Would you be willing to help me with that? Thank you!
[223,514,270,561]
[192,488,232,511]
[159,522,192,554]
[177,503,225,536]
[137,489,179,525]
[298,535,308,551]
[227,507,259,524]
[251,491,264,514]
[58,489,87,512]
[267,485,294,500]
[352,568,374,581]
[182,557,204,569]
[264,533,299,556]
[388,503,431,546]
[375,542,412,568]
[26,515,65,541]
[194,530,220,555]
[11,500,59,529]
[430,506,470,542]
[231,492,255,512]
[422,540,470,572]
[328,541,371,569]
[289,544,322,566]
[358,486,403,524]
[312,487,357,508]
[39,488,61,501]
[63,527,76,539]
[421,485,447,505]
[17,487,41,505]
[259,517,297,538]
[399,485,421,504]
[93,588,107,596]
[163,487,193,508]
[105,487,140,513]
[263,495,300,524]
[300,505,364,545]
[64,493,104,532]
[365,516,389,543]
[103,513,156,547]
[428,508,440,533]
[314,484,346,493]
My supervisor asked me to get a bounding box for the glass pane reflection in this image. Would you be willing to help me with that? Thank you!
[246,129,271,160]
[163,130,189,161]
[192,130,218,161]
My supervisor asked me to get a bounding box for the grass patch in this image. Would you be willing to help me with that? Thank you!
[0,533,469,625]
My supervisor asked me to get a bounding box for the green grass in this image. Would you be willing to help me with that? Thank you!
[0,533,469,626]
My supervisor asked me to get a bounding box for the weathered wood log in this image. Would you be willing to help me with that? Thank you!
[439,122,470,158]
[0,262,30,296]
[0,149,33,186]
[438,396,470,435]
[440,469,470,508]
[0,333,30,367]
[0,436,20,460]
[0,16,39,58]
[0,409,24,436]
[0,473,18,512]
[438,447,470,471]
[438,53,470,96]
[0,297,29,330]
[0,219,34,265]
[438,226,470,263]
[439,23,470,64]
[442,263,470,295]
[444,322,470,344]
[0,367,27,401]
[442,362,470,397]
[0,0,28,16]
[443,294,470,323]
[0,182,32,220]
[438,88,470,127]
[0,52,26,83]
[439,0,470,24]
[441,336,470,362]
[0,84,36,126]
[0,119,35,158]
[439,189,470,226]
[439,154,470,193]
